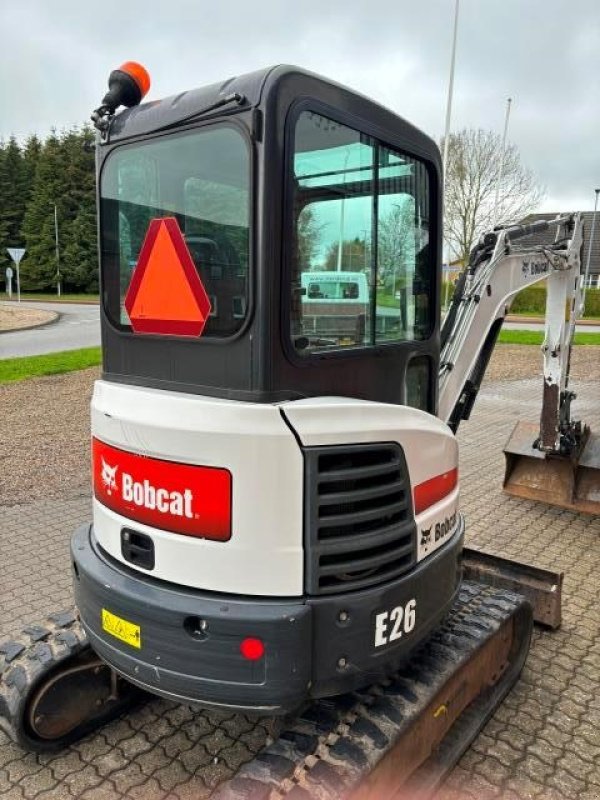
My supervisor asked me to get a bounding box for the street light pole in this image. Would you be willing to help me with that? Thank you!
[581,189,600,312]
[442,0,460,312]
[492,97,513,229]
[54,204,61,297]
[336,150,352,272]
[442,0,460,187]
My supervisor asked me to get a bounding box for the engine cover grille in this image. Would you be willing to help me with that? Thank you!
[303,443,416,595]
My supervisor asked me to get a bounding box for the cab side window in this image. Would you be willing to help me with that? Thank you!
[290,111,432,354]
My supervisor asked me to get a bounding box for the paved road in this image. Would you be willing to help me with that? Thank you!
[1,302,596,361]
[503,320,600,333]
[0,302,100,358]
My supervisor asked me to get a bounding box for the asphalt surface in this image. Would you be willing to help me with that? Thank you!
[0,367,599,799]
[1,300,598,361]
[0,302,100,358]
[503,320,600,333]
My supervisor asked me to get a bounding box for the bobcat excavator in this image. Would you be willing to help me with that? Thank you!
[0,63,592,798]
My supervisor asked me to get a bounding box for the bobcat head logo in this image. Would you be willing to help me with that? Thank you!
[101,458,118,495]
[420,526,432,547]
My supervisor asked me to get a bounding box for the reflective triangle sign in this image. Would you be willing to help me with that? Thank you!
[124,217,212,337]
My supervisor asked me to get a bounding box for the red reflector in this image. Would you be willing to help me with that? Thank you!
[124,217,212,337]
[413,468,458,515]
[240,637,265,661]
[92,438,231,540]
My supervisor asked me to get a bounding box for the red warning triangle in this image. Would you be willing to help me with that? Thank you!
[124,217,212,337]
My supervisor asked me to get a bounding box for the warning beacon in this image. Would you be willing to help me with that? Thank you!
[92,61,150,131]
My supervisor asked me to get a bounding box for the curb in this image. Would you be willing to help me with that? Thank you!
[0,311,60,336]
[3,298,99,306]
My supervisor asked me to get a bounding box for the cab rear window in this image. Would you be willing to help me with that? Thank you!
[100,125,250,337]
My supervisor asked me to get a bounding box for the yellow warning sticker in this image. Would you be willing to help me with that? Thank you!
[101,608,141,649]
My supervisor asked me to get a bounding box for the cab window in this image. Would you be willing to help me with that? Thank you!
[101,126,250,336]
[290,111,432,353]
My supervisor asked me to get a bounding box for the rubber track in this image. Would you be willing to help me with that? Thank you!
[213,581,532,800]
[0,610,91,750]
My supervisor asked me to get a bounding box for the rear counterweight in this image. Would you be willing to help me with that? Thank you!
[71,520,463,713]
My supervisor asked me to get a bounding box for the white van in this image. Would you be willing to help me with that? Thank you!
[300,271,370,344]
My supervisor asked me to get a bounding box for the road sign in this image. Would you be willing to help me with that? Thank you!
[124,217,212,337]
[5,267,13,300]
[6,248,24,302]
[7,248,25,266]
[6,267,13,280]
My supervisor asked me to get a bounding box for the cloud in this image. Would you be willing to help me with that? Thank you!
[1,0,598,210]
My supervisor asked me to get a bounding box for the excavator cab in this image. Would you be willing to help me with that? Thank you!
[98,66,441,410]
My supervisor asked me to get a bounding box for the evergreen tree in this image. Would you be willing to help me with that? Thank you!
[0,136,27,275]
[21,134,42,208]
[60,126,98,291]
[21,132,64,290]
[0,143,9,283]
[63,203,98,291]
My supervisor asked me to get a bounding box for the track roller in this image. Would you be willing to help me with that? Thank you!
[0,610,145,752]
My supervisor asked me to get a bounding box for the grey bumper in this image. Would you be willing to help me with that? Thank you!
[71,520,463,713]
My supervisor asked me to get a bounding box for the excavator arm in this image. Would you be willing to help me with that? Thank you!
[439,212,599,514]
[439,213,583,434]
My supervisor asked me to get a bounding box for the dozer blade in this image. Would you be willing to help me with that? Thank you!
[503,421,600,515]
[462,547,563,629]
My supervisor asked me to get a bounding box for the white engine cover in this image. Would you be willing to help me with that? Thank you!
[91,382,459,597]
[91,380,304,596]
[280,397,460,563]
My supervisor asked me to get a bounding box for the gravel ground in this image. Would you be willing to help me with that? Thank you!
[0,306,56,333]
[0,368,97,506]
[1,345,599,507]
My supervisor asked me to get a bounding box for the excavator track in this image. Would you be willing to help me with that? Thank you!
[0,580,532,797]
[213,581,532,800]
[0,610,145,752]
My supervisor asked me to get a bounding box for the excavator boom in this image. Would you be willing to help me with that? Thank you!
[439,212,600,514]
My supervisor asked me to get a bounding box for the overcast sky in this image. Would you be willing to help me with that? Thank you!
[1,0,598,212]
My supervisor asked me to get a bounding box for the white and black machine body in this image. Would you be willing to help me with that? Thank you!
[0,63,544,761]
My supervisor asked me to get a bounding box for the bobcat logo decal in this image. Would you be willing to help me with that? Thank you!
[101,458,118,495]
[420,526,432,547]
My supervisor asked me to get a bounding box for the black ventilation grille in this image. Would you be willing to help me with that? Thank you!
[304,443,416,595]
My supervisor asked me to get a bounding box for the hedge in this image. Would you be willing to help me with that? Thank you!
[443,282,600,318]
[510,286,600,318]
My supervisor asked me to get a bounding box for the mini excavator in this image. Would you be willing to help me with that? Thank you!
[3,62,591,796]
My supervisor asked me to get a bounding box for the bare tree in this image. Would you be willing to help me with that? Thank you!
[324,237,370,271]
[297,205,325,270]
[442,128,544,264]
[377,200,416,293]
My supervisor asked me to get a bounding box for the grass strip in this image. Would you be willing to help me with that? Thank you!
[0,347,101,384]
[498,330,600,346]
